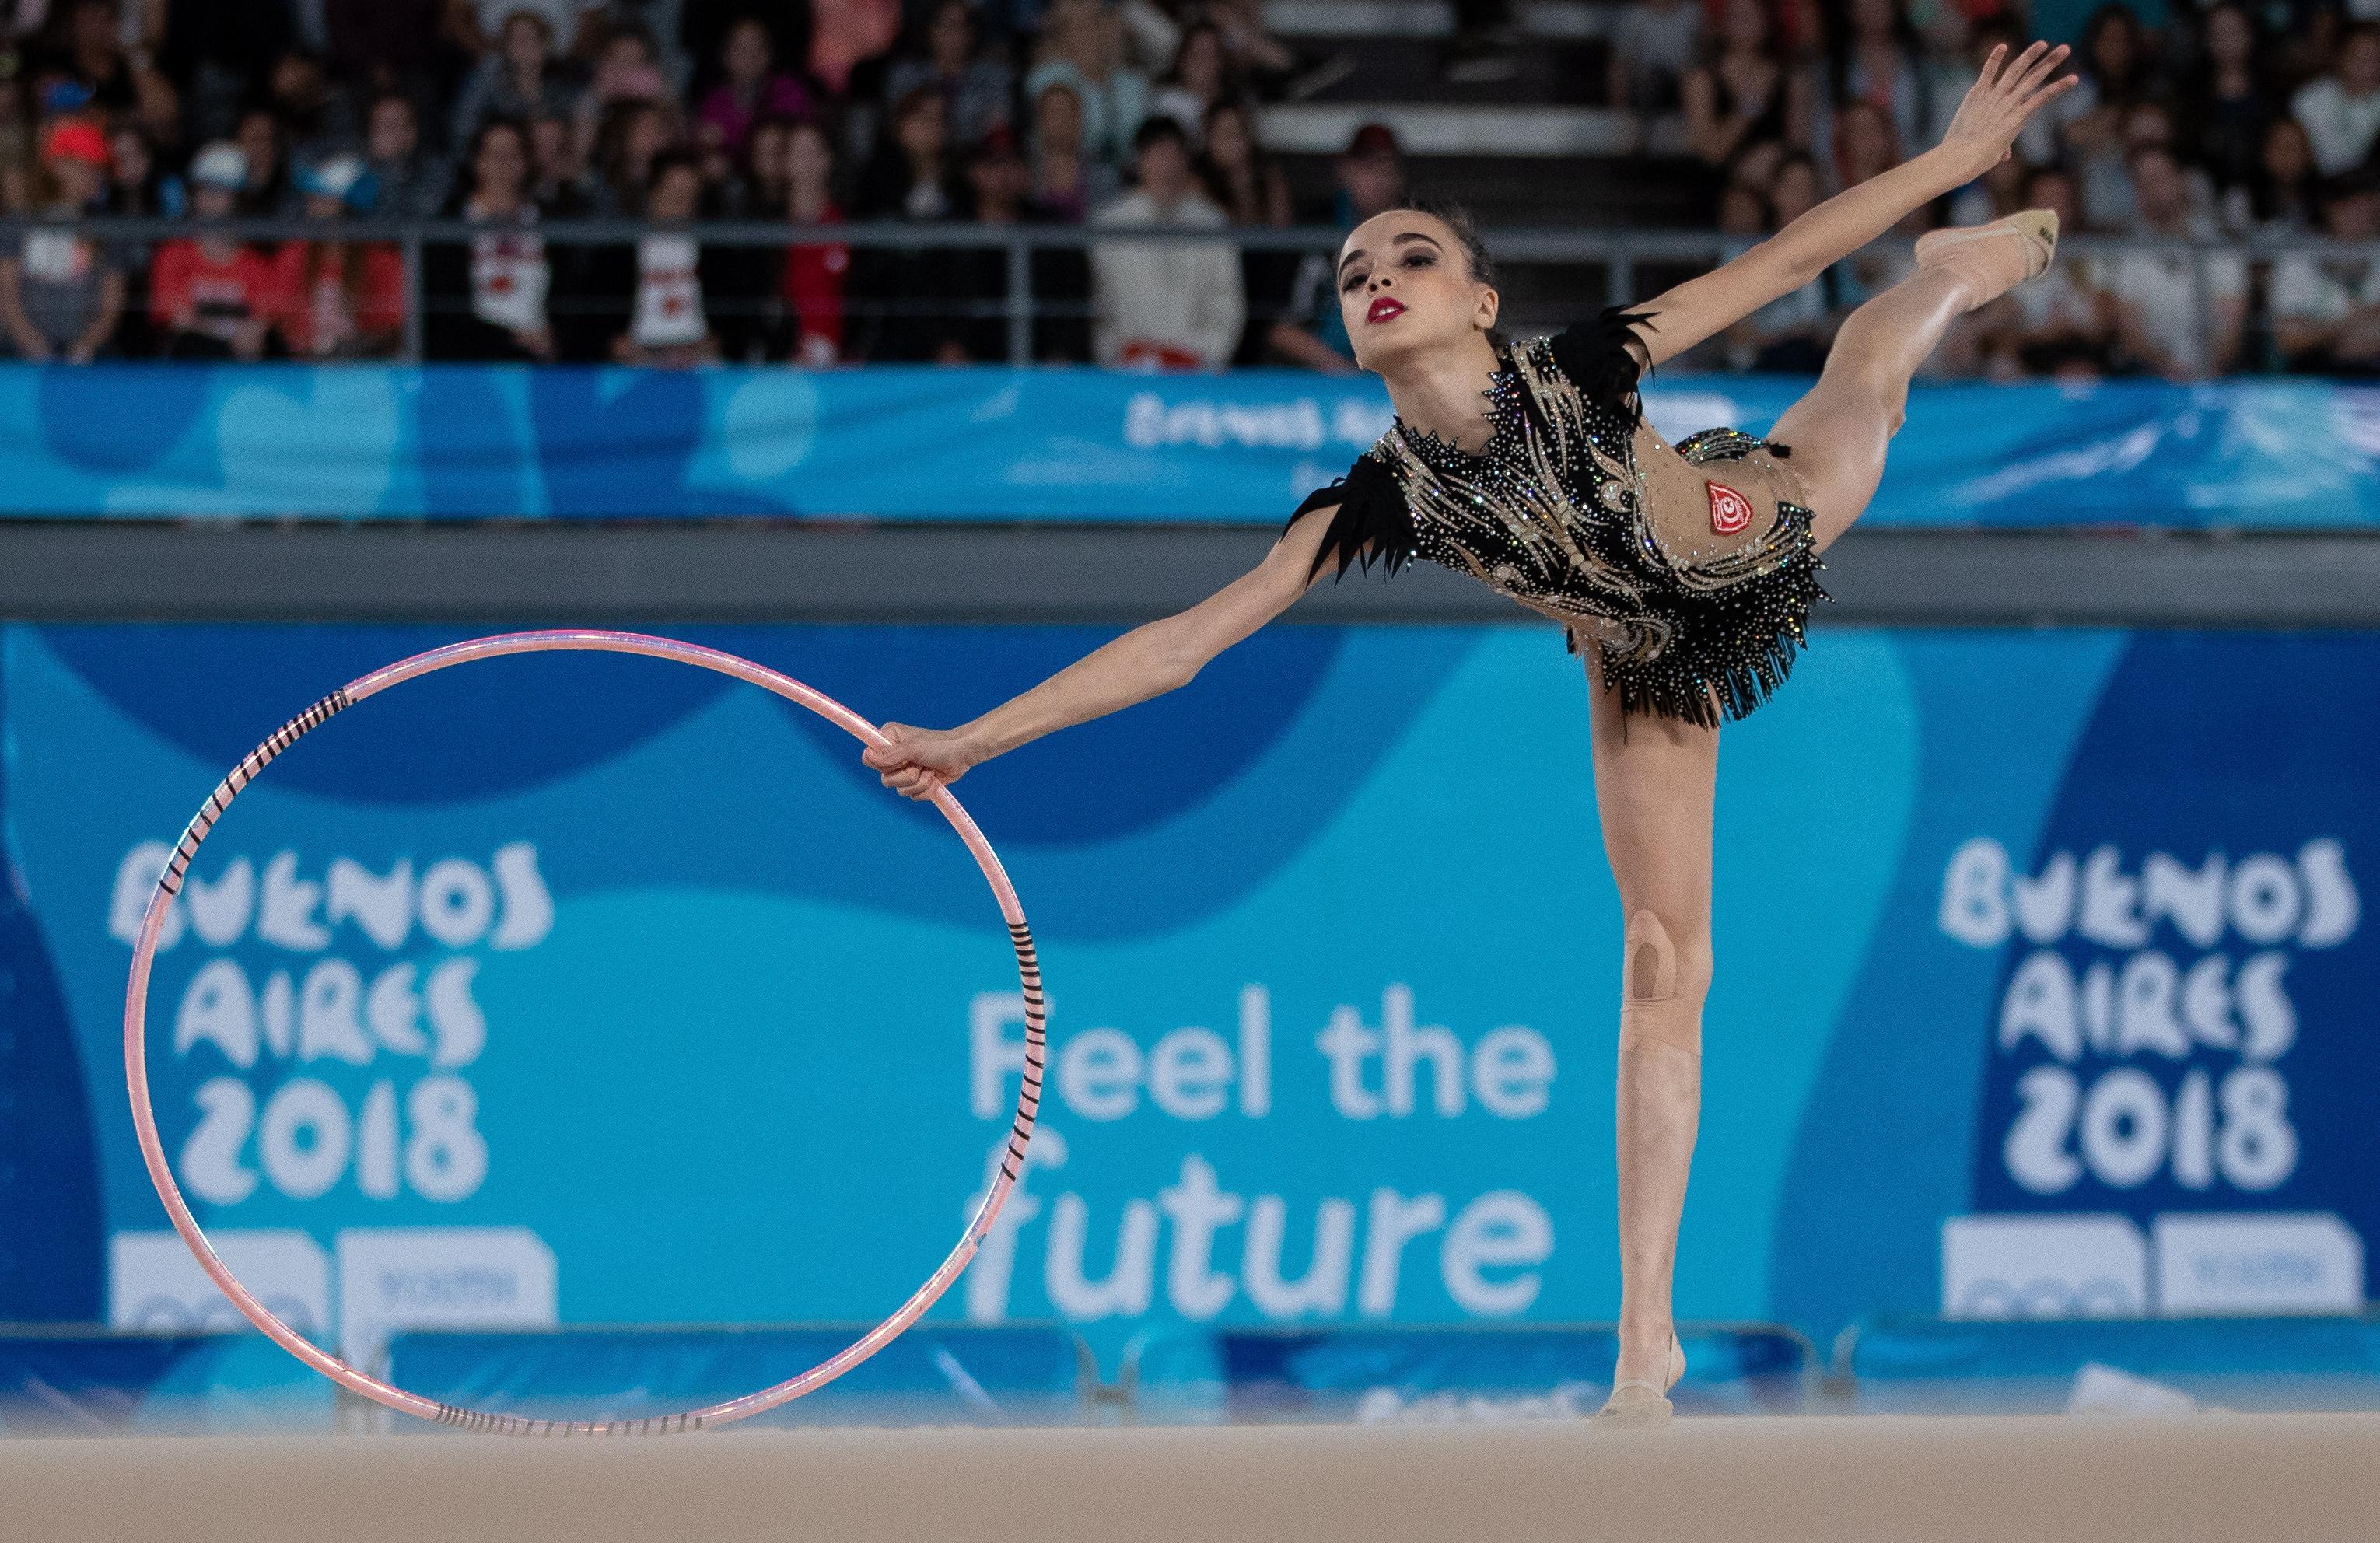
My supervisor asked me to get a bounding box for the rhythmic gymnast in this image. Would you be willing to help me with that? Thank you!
[866,41,2078,1426]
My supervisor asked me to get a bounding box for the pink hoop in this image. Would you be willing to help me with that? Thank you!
[122,629,1047,1435]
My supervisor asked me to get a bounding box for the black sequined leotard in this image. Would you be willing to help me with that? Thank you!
[1286,307,1827,726]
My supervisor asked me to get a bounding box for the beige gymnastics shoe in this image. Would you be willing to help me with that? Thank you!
[1913,208,2060,313]
[1593,1332,1687,1429]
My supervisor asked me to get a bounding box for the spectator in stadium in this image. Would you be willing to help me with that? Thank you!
[1204,0,1297,94]
[849,86,969,360]
[452,11,581,151]
[1150,23,1236,146]
[1027,0,1151,170]
[149,142,278,361]
[233,107,293,216]
[883,1,1014,154]
[1090,115,1241,369]
[424,118,556,362]
[156,0,295,143]
[1974,164,2111,378]
[809,0,904,96]
[1272,121,1403,370]
[1682,0,1811,177]
[105,125,185,218]
[264,48,359,172]
[1198,100,1295,365]
[1197,100,1290,228]
[2183,2,2273,201]
[0,119,125,362]
[574,23,674,168]
[47,0,179,147]
[322,0,445,133]
[583,152,729,366]
[2289,20,2380,174]
[2232,113,2321,234]
[456,0,603,58]
[949,127,1055,361]
[780,117,849,366]
[103,125,177,357]
[725,114,794,218]
[856,85,964,220]
[1027,81,1118,221]
[586,98,677,215]
[2269,168,2380,373]
[2272,0,2343,99]
[2103,142,2246,377]
[1609,0,1704,117]
[1828,96,1902,195]
[0,77,34,215]
[2025,3,2154,168]
[2077,98,2211,232]
[694,17,814,159]
[272,155,407,359]
[363,94,453,220]
[1814,0,1929,163]
[526,113,590,213]
[1727,149,1842,372]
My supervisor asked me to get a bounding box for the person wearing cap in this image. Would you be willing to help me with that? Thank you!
[0,118,125,362]
[272,155,406,359]
[149,142,278,361]
[1269,122,1407,372]
[1090,114,1242,369]
[2270,167,2380,375]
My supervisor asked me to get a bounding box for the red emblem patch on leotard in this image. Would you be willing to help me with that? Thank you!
[1707,480,1753,535]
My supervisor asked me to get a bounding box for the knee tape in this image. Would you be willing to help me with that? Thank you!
[1619,909,1702,1061]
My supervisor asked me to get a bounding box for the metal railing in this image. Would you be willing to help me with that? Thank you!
[0,214,2354,369]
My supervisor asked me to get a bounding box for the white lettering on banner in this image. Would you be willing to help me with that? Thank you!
[1938,838,2357,952]
[966,982,1560,1326]
[1354,1384,1601,1424]
[1941,838,2364,1310]
[116,841,552,1212]
[2153,1213,2364,1314]
[964,1135,1554,1325]
[113,843,554,954]
[1944,1211,2364,1317]
[971,984,1290,1122]
[1121,392,1395,453]
[335,1227,557,1370]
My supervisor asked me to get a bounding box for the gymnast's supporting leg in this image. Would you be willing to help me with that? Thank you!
[1586,666,1717,1419]
[1769,213,2056,551]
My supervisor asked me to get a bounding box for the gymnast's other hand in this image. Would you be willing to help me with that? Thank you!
[1937,40,2077,178]
[864,723,980,800]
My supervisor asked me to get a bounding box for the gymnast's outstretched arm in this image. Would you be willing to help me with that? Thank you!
[1621,40,2077,369]
[863,509,1336,799]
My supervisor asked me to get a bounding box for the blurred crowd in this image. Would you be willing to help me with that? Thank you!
[0,0,1326,364]
[0,0,2372,375]
[1618,0,2380,377]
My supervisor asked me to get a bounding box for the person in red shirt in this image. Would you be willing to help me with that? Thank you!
[272,155,408,359]
[781,120,846,366]
[150,142,277,360]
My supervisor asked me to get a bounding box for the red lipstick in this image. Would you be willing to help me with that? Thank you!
[1367,296,1405,324]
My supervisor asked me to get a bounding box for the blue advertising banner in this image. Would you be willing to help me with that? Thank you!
[0,621,2371,1379]
[0,366,2376,526]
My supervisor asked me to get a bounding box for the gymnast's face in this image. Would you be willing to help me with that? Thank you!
[1336,211,1499,373]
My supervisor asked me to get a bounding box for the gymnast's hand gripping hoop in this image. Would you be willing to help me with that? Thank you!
[122,631,1048,1435]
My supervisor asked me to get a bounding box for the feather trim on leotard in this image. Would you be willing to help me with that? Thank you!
[1283,453,1416,579]
[1549,306,1658,433]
